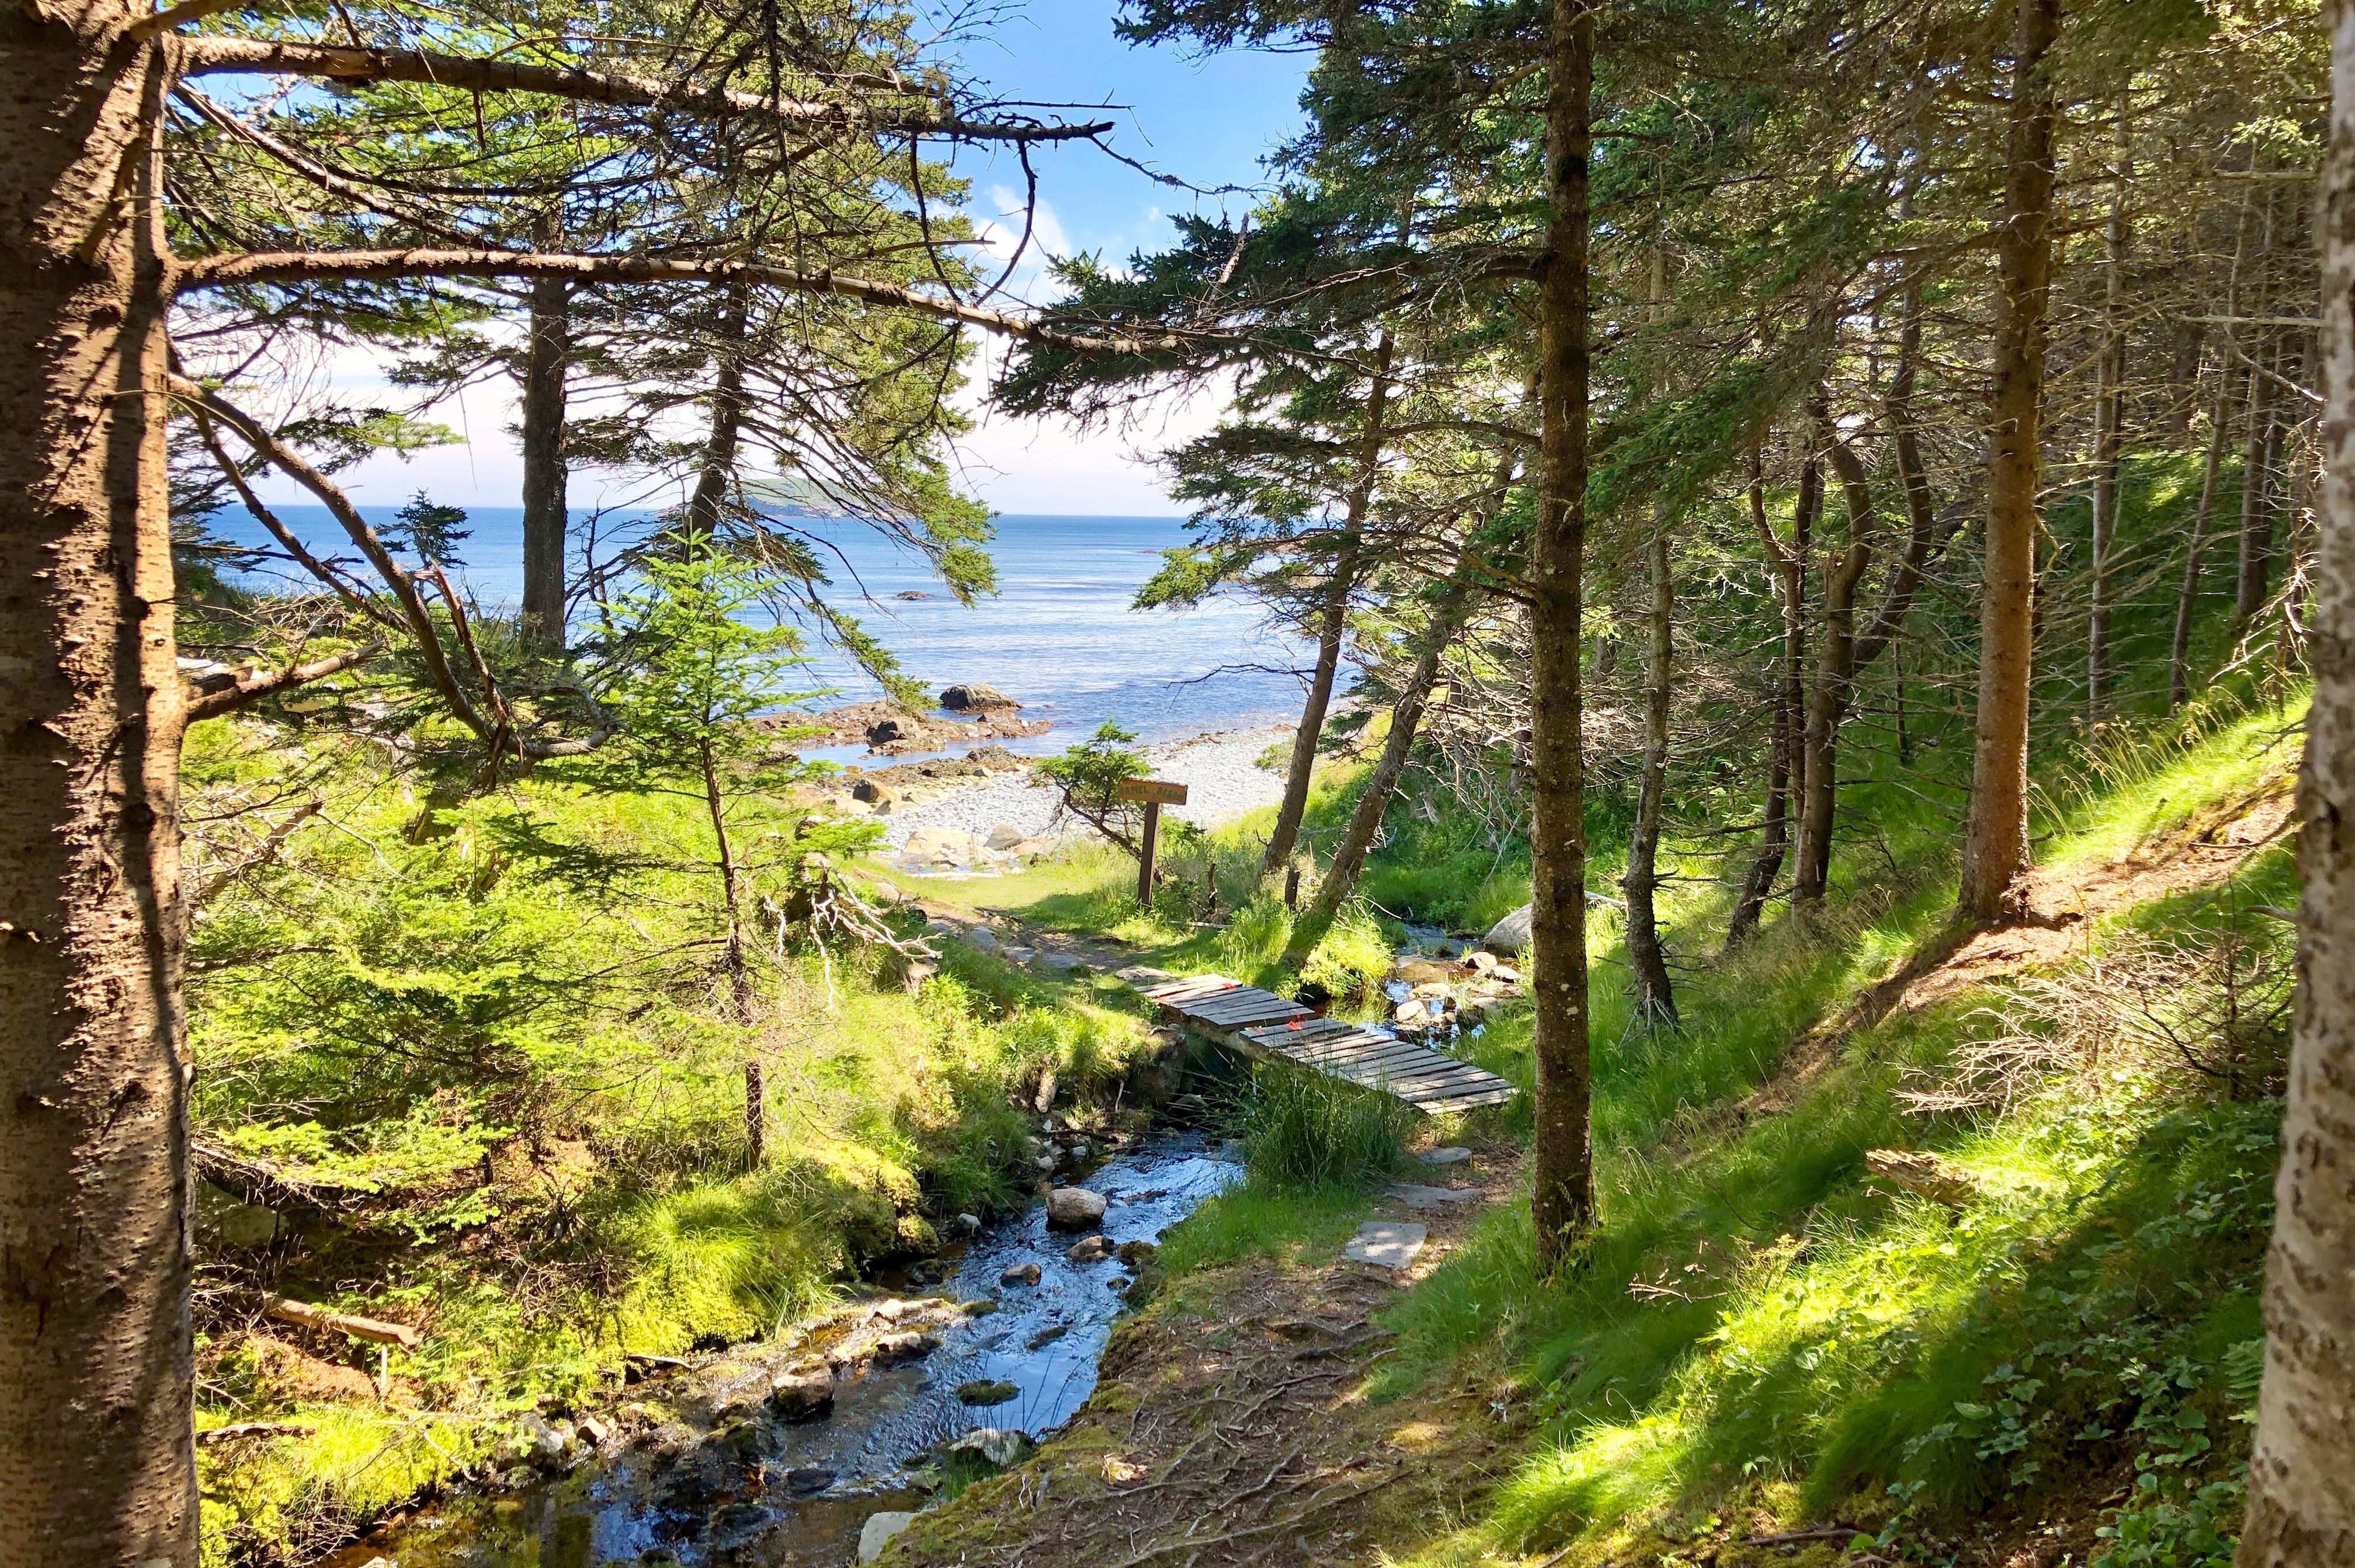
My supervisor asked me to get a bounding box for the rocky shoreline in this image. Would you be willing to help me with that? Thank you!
[839,725,1295,878]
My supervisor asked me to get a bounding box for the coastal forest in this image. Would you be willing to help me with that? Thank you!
[7,0,2355,1566]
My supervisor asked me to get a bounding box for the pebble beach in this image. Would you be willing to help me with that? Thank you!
[873,724,1295,860]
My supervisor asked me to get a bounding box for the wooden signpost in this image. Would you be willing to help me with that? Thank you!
[1115,777,1189,909]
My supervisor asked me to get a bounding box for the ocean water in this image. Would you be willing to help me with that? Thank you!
[209,506,1311,750]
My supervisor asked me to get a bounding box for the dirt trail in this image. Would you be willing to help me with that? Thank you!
[887,1154,1523,1568]
[1741,771,2296,1121]
[913,895,1159,979]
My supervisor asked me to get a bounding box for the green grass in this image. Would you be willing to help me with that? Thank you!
[1154,1179,1377,1276]
[1234,1061,1414,1189]
[1360,695,2306,1568]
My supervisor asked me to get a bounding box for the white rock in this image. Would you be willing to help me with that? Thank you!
[1002,945,1037,962]
[1481,905,1533,955]
[947,1426,1034,1466]
[859,1509,918,1563]
[963,925,999,951]
[1038,952,1088,973]
[1419,1146,1472,1166]
[1045,1187,1107,1229]
[1343,1220,1427,1271]
[985,822,1027,850]
[1386,1184,1482,1210]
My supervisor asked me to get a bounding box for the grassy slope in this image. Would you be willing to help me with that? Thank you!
[184,727,1173,1564]
[929,692,2301,1568]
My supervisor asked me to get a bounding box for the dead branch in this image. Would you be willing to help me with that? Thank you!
[174,250,1187,357]
[185,641,387,724]
[171,34,1114,144]
[266,1298,422,1349]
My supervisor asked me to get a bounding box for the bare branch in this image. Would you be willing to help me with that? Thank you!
[174,248,1188,354]
[170,35,1115,145]
[185,640,388,724]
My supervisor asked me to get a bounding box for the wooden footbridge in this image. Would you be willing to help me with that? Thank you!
[1124,971,1516,1115]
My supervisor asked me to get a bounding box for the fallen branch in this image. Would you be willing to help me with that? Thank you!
[267,1298,422,1350]
[196,1421,316,1447]
[185,641,387,724]
[1863,1149,1981,1208]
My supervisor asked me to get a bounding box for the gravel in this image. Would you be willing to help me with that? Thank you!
[874,725,1293,850]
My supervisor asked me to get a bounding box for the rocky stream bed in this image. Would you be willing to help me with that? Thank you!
[324,1134,1242,1568]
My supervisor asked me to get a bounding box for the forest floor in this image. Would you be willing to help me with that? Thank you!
[883,759,2304,1568]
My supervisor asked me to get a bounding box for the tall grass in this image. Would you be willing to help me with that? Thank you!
[1235,1061,1413,1189]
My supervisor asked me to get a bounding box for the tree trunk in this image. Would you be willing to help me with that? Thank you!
[1283,572,1471,964]
[2240,189,2284,624]
[0,13,198,1564]
[2087,103,2130,721]
[1262,329,1394,881]
[1793,433,1871,908]
[2171,370,2234,708]
[1529,0,1595,1272]
[1623,526,1676,1023]
[1725,456,1815,950]
[1957,0,2061,924]
[2240,354,2283,620]
[517,262,571,654]
[2237,6,2355,1551]
[687,281,749,536]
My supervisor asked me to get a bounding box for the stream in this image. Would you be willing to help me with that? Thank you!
[335,1132,1241,1567]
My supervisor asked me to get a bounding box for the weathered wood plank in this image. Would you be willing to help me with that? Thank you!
[1241,1017,1359,1044]
[1412,1082,1519,1108]
[1147,975,1239,1003]
[1122,969,1515,1113]
[1191,998,1310,1026]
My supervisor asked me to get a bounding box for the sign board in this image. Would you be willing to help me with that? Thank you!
[1115,777,1189,806]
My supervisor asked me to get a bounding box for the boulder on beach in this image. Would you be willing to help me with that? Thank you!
[1481,903,1533,955]
[940,683,1018,712]
[1045,1186,1107,1229]
[851,777,896,805]
[985,821,1026,850]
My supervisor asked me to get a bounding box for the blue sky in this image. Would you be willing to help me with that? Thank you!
[256,3,1308,517]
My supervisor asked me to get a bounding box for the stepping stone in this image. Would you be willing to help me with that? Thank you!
[1343,1220,1427,1271]
[1386,1184,1482,1210]
[1418,1146,1472,1166]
